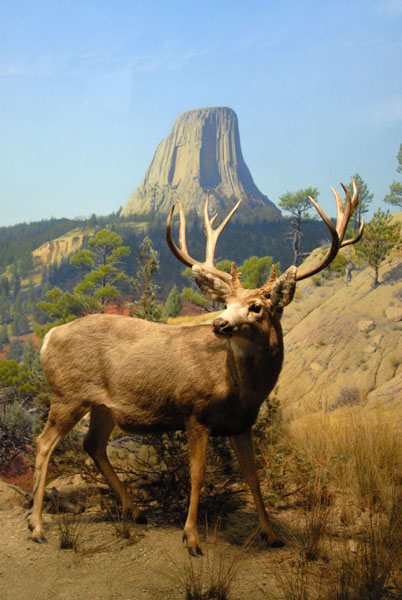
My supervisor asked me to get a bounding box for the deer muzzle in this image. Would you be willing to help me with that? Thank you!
[212,317,234,337]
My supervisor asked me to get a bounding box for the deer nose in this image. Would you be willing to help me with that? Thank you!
[212,317,234,335]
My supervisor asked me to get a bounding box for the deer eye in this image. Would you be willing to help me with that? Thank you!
[249,304,262,313]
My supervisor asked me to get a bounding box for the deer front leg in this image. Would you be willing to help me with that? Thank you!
[184,418,209,556]
[230,428,284,547]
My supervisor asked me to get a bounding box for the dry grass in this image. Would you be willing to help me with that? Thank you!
[259,409,402,599]
[170,521,253,600]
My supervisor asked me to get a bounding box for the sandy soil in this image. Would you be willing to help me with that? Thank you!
[0,481,296,600]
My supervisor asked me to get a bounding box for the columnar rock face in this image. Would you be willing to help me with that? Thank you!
[121,107,280,220]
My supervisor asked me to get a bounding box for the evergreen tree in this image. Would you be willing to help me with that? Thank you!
[35,287,86,337]
[180,287,210,309]
[130,236,163,322]
[0,276,10,297]
[20,338,39,371]
[216,256,280,289]
[11,312,30,336]
[278,187,319,265]
[347,174,373,230]
[6,339,24,362]
[0,323,9,348]
[10,266,21,298]
[384,143,402,209]
[71,228,130,311]
[164,285,182,318]
[355,208,401,287]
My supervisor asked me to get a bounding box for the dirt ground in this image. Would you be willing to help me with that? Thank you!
[0,480,301,600]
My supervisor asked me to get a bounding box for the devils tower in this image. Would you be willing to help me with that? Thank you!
[121,107,280,220]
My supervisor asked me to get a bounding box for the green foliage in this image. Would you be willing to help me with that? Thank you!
[34,229,130,333]
[180,287,210,308]
[164,284,182,318]
[279,186,320,265]
[347,173,373,229]
[72,228,130,310]
[6,339,24,362]
[0,276,10,296]
[2,401,31,441]
[355,208,401,286]
[216,256,280,289]
[0,323,9,347]
[0,359,21,387]
[384,142,402,209]
[278,187,319,218]
[35,287,86,337]
[129,236,163,322]
[238,256,274,288]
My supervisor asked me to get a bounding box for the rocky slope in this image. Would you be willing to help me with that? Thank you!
[121,107,280,220]
[278,214,402,426]
[32,231,88,267]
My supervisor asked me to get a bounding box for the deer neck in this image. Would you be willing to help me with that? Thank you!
[227,321,284,400]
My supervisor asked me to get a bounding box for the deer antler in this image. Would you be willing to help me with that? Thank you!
[166,193,242,284]
[296,177,364,281]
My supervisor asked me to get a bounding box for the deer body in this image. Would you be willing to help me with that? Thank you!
[30,181,362,554]
[41,310,283,437]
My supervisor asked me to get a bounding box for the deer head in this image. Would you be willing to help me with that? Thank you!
[166,179,363,337]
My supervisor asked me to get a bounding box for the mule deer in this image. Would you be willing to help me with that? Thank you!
[29,179,363,554]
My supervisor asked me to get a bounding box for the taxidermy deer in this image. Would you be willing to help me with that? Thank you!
[29,179,363,554]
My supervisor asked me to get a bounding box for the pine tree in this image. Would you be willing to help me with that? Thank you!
[347,174,373,230]
[355,208,401,287]
[278,187,319,265]
[71,229,130,311]
[384,143,402,209]
[0,323,9,348]
[164,285,182,318]
[130,236,163,322]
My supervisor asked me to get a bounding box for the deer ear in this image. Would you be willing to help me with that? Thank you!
[270,266,297,309]
[192,265,231,302]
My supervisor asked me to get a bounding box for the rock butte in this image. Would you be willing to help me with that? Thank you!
[121,106,280,220]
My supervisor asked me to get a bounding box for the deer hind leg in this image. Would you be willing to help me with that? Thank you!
[83,404,142,521]
[230,428,284,547]
[183,418,209,556]
[29,400,87,543]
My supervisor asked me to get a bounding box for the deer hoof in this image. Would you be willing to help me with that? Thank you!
[188,545,203,557]
[261,532,285,547]
[270,539,285,548]
[133,512,147,525]
[32,535,48,544]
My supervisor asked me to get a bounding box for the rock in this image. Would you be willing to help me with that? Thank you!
[0,481,27,510]
[357,319,374,333]
[121,106,280,220]
[363,344,377,354]
[385,307,402,322]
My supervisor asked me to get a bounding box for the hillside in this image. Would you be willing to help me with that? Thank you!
[278,213,402,426]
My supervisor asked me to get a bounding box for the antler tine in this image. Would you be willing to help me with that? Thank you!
[338,178,364,247]
[296,178,362,282]
[296,196,340,281]
[203,193,242,266]
[350,176,359,212]
[330,182,351,242]
[231,261,243,289]
[341,218,364,248]
[166,203,199,268]
[330,185,345,235]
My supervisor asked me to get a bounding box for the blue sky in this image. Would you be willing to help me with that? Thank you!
[1,0,401,226]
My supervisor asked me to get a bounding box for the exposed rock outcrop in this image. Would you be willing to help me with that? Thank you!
[121,107,280,220]
[32,233,86,266]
